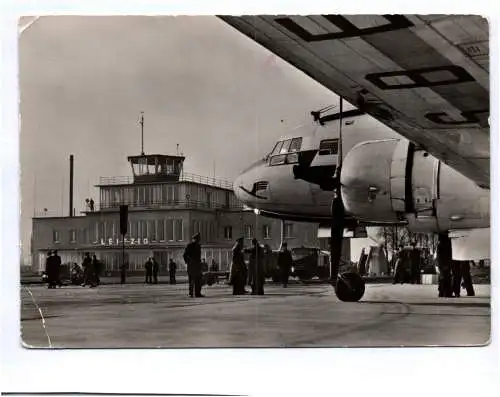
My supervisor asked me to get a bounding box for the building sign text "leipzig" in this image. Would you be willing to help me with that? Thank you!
[95,238,150,246]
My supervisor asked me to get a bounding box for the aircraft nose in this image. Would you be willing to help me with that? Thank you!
[233,158,267,202]
[233,173,245,201]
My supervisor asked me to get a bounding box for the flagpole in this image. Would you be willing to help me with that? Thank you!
[140,111,145,155]
[33,173,37,217]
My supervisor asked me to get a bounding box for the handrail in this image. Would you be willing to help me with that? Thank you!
[98,172,233,190]
[97,199,244,211]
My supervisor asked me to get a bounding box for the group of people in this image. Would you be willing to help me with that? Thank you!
[143,257,178,285]
[391,239,476,298]
[436,234,475,298]
[45,251,102,288]
[182,233,294,298]
[45,233,292,297]
[228,237,293,296]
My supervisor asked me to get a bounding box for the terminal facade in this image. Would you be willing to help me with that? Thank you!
[31,152,320,275]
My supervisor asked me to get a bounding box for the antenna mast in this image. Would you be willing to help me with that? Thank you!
[139,111,145,155]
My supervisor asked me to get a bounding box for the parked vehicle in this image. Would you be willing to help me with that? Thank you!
[290,247,330,281]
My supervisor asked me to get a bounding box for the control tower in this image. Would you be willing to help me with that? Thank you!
[127,153,185,184]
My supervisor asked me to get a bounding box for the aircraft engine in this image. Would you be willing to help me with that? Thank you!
[340,139,489,232]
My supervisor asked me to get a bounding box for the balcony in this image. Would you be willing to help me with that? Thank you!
[98,172,233,190]
[97,199,244,212]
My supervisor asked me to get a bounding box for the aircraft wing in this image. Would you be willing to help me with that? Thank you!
[219,15,489,188]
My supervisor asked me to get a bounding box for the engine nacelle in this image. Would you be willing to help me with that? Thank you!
[341,139,489,232]
[341,139,400,223]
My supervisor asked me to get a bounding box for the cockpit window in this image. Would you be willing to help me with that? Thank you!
[270,154,286,166]
[269,137,302,166]
[318,139,339,156]
[271,141,284,156]
[280,139,292,154]
[289,138,302,152]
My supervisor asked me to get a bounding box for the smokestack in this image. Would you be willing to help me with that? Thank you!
[69,154,74,217]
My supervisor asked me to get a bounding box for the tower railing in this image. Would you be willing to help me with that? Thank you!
[97,172,233,190]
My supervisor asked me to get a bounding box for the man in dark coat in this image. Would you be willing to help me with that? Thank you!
[82,252,93,287]
[52,250,62,287]
[45,251,56,289]
[230,237,247,295]
[461,260,475,296]
[183,233,204,297]
[451,259,463,297]
[409,243,421,284]
[92,255,101,286]
[278,242,293,288]
[246,238,265,295]
[152,258,159,284]
[168,258,177,285]
[392,245,405,284]
[436,233,453,297]
[144,258,153,284]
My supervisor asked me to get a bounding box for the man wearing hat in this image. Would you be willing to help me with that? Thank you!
[183,233,204,297]
[230,237,247,295]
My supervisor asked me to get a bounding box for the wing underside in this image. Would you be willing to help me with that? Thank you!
[219,15,489,188]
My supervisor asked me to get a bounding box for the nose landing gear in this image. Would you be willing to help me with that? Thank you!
[333,272,366,302]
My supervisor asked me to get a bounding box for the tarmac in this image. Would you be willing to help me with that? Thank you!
[20,282,490,348]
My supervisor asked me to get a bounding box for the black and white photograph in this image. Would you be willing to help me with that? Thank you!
[15,13,491,350]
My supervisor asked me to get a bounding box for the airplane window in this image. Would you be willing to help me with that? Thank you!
[270,154,286,166]
[318,139,339,156]
[280,139,292,154]
[271,141,284,156]
[286,152,299,164]
[289,137,302,152]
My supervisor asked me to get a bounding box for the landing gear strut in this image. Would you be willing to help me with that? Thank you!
[329,167,365,302]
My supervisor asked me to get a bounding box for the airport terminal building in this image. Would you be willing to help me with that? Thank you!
[31,152,320,274]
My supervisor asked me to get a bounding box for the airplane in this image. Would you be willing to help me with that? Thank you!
[219,15,490,302]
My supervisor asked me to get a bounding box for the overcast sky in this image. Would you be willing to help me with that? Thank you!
[19,16,339,262]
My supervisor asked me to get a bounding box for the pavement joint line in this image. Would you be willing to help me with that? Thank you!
[23,285,53,347]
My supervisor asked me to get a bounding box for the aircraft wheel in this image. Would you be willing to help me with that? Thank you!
[334,272,365,302]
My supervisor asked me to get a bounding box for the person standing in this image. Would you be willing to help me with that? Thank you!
[45,251,55,289]
[461,260,475,297]
[451,259,463,297]
[409,243,421,284]
[92,255,101,286]
[436,233,453,297]
[82,253,92,287]
[144,258,153,284]
[246,238,265,295]
[183,233,204,297]
[392,245,404,284]
[168,258,177,285]
[230,237,247,295]
[152,257,159,284]
[52,250,62,288]
[278,242,293,288]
